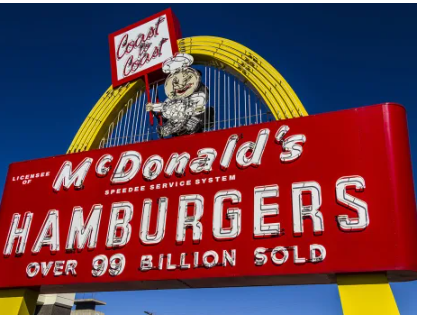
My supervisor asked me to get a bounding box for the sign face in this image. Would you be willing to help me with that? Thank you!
[0,104,416,293]
[109,8,181,87]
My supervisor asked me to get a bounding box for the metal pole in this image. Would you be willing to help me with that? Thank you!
[234,79,237,127]
[244,85,247,125]
[204,66,207,129]
[223,73,226,129]
[217,70,220,130]
[138,92,146,142]
[208,67,211,131]
[238,82,241,127]
[214,68,217,130]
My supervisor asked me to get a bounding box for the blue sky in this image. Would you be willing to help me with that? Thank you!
[0,3,416,315]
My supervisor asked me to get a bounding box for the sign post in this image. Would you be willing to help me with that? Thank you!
[337,273,400,315]
[0,289,38,315]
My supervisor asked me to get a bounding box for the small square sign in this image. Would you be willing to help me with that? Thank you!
[109,8,181,87]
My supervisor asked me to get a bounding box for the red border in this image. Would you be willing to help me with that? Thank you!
[108,8,181,88]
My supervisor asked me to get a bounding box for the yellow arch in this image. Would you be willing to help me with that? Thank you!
[68,79,145,153]
[68,35,306,153]
[178,36,306,119]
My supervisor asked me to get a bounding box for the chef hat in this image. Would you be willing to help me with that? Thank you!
[162,53,194,74]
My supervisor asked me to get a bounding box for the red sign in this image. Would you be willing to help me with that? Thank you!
[109,8,181,88]
[0,104,416,293]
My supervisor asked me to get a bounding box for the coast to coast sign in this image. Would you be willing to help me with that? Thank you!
[108,8,181,87]
[0,104,416,293]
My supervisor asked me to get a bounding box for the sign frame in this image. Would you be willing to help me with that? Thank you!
[0,104,417,294]
[108,8,181,88]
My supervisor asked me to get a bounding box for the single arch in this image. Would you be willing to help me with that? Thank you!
[67,36,307,153]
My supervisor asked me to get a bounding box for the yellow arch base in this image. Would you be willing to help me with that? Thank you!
[337,273,400,315]
[0,289,38,315]
[0,277,401,315]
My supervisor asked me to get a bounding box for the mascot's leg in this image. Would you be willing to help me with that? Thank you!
[184,107,214,135]
[185,116,203,134]
[157,121,184,138]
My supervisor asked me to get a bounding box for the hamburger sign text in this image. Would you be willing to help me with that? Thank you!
[5,124,368,278]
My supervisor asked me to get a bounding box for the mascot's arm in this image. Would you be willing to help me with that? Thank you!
[190,91,208,115]
[146,101,165,112]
